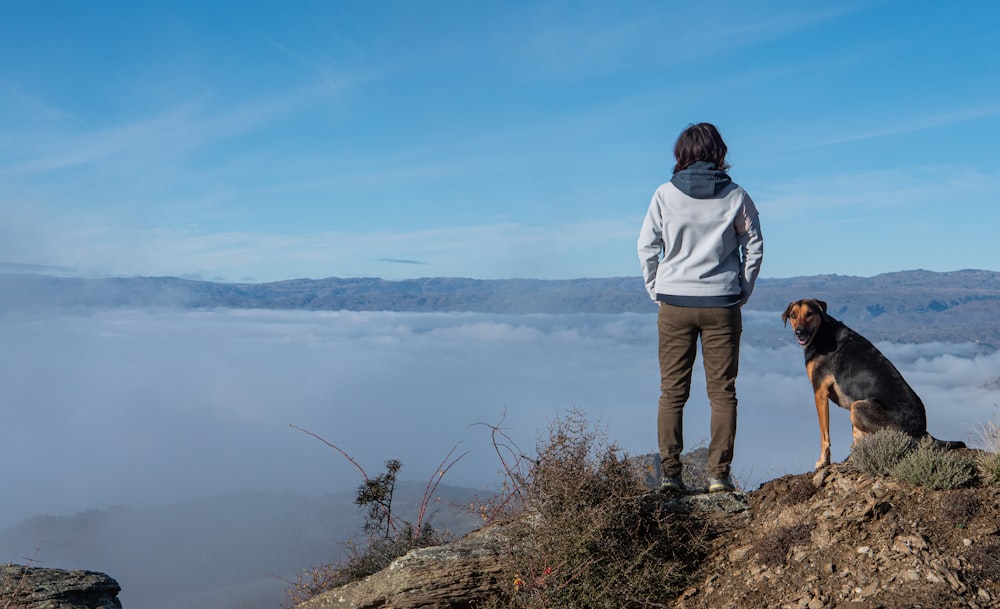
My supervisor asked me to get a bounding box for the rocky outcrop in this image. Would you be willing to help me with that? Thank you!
[677,461,1000,609]
[0,564,122,609]
[295,522,509,609]
[295,492,750,609]
[293,460,1000,609]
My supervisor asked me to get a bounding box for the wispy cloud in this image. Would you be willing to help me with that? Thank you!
[760,166,995,218]
[506,4,859,81]
[0,261,76,275]
[0,78,350,179]
[818,104,1000,146]
[0,80,74,122]
[0,215,639,281]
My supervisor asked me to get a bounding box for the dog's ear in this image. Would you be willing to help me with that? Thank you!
[781,301,796,326]
[815,299,828,313]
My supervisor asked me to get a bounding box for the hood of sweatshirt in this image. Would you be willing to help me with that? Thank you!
[670,161,733,198]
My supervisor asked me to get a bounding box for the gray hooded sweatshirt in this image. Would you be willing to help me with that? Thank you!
[637,161,764,306]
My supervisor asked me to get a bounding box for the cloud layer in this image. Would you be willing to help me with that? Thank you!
[1,308,996,529]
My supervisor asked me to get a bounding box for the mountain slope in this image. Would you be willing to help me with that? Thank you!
[3,269,998,345]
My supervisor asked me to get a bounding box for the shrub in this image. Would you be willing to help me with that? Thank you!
[489,408,707,609]
[889,437,979,490]
[849,428,917,476]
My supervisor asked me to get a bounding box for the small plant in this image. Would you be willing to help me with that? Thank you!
[976,450,1000,485]
[889,437,978,490]
[2,542,43,609]
[282,424,466,607]
[973,413,1000,485]
[282,563,341,605]
[752,523,815,567]
[849,428,917,476]
[356,458,402,539]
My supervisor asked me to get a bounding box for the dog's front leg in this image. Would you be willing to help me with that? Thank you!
[814,389,831,469]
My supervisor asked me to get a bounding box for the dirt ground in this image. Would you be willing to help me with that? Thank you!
[675,454,1000,609]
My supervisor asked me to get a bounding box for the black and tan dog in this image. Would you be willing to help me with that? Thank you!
[782,299,965,469]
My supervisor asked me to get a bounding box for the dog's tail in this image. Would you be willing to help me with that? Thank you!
[927,435,966,450]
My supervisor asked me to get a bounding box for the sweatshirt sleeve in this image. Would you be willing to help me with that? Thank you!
[637,192,664,301]
[736,192,764,304]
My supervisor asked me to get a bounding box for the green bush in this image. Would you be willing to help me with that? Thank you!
[849,428,917,476]
[889,437,978,490]
[488,408,707,609]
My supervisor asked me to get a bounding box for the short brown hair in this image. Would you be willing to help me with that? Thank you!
[673,122,730,174]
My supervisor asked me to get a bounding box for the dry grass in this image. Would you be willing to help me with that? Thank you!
[483,408,708,609]
[973,414,1000,484]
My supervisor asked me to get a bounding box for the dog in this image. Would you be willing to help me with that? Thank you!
[782,298,965,469]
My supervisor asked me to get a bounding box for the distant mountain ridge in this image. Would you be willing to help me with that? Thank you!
[2,269,999,345]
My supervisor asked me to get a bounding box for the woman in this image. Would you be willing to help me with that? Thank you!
[637,122,764,493]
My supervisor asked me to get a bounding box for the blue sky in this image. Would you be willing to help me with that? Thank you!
[2,1,998,282]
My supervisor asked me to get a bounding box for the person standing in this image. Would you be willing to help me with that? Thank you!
[637,122,764,493]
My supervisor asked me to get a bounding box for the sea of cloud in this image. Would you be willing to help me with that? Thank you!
[1,308,997,530]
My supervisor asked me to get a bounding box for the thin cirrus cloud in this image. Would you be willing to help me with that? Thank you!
[0,217,639,281]
[817,104,1000,147]
[0,79,346,179]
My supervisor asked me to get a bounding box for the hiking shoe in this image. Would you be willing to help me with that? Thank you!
[708,477,736,493]
[659,477,687,493]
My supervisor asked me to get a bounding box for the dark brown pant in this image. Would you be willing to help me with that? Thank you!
[657,303,742,480]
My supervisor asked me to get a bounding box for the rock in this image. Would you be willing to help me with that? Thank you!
[0,564,122,609]
[294,523,509,609]
[647,490,751,515]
